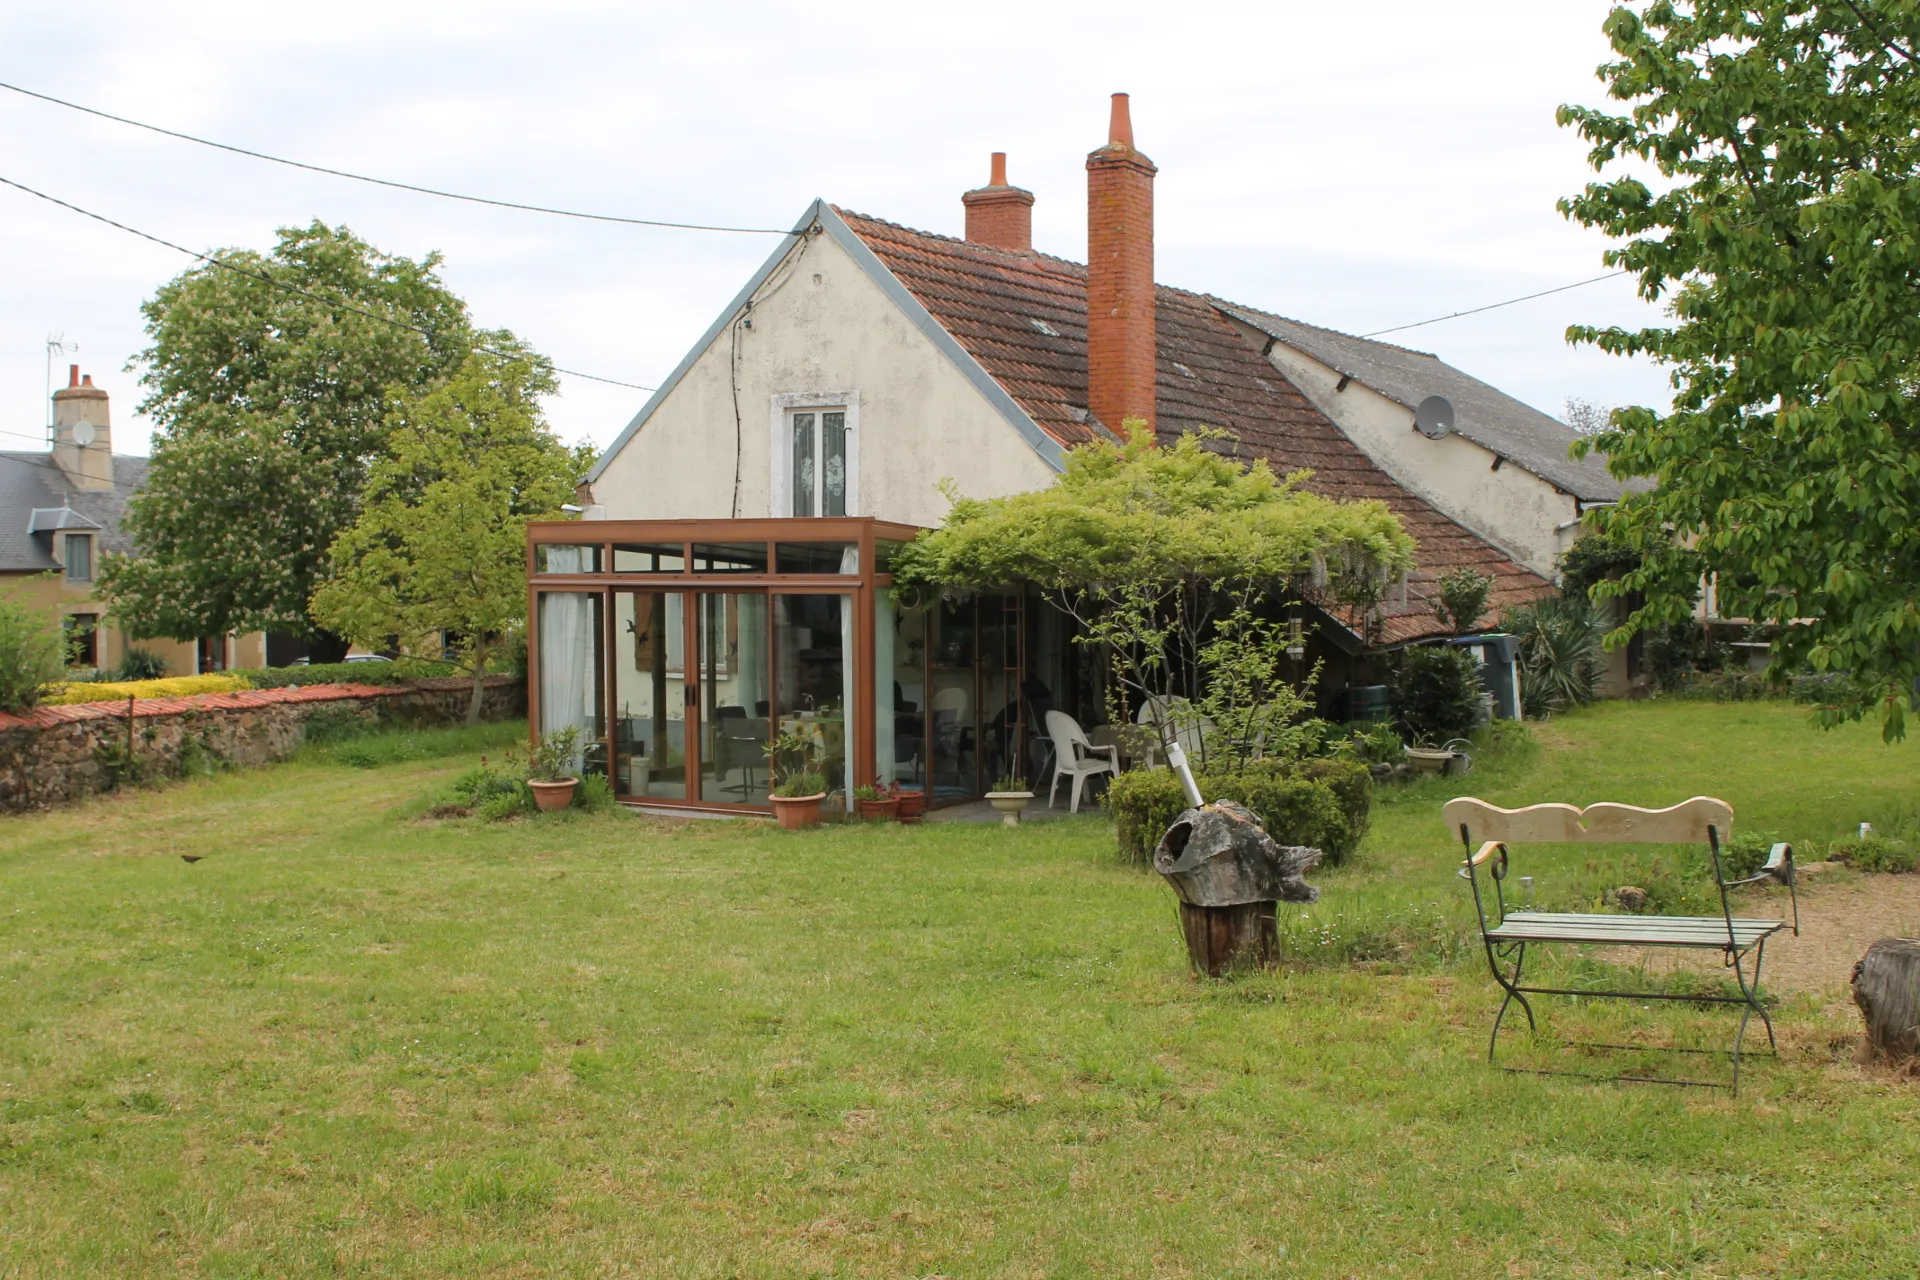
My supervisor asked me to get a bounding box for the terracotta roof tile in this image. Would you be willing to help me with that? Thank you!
[836,209,1554,643]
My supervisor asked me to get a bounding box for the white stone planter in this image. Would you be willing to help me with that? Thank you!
[985,791,1034,827]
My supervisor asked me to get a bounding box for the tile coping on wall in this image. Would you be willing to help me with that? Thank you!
[0,676,519,731]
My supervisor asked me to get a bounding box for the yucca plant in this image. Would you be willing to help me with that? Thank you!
[1503,595,1605,717]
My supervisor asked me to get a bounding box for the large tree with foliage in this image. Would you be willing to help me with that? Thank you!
[99,221,477,661]
[892,426,1413,767]
[1561,1,1920,738]
[310,349,587,723]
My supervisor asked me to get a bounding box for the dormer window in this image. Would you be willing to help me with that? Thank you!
[63,533,93,583]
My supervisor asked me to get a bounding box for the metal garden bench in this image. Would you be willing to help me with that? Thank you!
[1446,796,1798,1093]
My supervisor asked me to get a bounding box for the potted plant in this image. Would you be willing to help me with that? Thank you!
[853,780,899,821]
[893,786,926,823]
[766,728,828,830]
[527,726,582,811]
[984,773,1034,827]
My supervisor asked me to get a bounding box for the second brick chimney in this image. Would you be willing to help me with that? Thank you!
[962,152,1035,252]
[52,364,114,492]
[1086,93,1157,434]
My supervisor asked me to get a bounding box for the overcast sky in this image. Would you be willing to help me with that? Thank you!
[0,0,1668,459]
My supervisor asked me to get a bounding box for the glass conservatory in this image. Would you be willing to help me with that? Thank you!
[526,517,1087,815]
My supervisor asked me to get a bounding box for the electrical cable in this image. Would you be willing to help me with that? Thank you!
[1361,271,1630,338]
[0,79,791,235]
[0,172,656,392]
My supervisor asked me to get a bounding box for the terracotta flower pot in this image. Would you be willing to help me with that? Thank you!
[857,797,900,821]
[529,778,578,811]
[769,792,827,830]
[893,789,926,823]
[985,790,1034,828]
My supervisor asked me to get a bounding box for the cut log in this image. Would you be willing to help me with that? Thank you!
[1850,938,1920,1062]
[1178,901,1277,976]
[1154,800,1321,978]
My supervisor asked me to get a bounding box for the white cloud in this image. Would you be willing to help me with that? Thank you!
[0,0,1667,457]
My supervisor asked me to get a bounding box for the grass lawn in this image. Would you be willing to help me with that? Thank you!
[3,702,1918,1277]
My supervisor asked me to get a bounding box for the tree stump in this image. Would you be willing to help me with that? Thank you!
[1851,938,1920,1063]
[1153,800,1321,978]
[1177,900,1278,976]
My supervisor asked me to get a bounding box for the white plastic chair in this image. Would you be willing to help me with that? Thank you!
[1045,710,1119,813]
[1134,695,1213,768]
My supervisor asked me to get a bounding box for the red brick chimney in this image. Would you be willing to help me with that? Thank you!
[1086,92,1157,435]
[962,152,1035,252]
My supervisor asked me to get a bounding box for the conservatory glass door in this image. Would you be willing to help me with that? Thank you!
[612,589,690,801]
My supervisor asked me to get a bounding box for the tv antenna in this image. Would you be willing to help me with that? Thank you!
[45,333,78,446]
[1414,394,1455,440]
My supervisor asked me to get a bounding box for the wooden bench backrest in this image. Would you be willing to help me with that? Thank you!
[1442,796,1734,844]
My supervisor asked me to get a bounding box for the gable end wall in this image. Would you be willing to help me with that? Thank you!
[592,230,1058,526]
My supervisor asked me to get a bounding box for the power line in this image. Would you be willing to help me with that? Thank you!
[1361,271,1631,338]
[0,172,656,393]
[0,79,792,236]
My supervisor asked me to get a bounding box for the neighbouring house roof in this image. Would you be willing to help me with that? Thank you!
[833,207,1553,645]
[0,453,148,574]
[1218,304,1635,503]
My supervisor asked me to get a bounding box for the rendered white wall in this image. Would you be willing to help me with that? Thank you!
[1244,326,1582,581]
[592,231,1058,527]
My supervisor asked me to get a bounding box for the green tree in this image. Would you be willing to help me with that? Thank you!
[310,349,587,724]
[0,587,69,713]
[892,425,1413,766]
[100,221,477,661]
[1560,1,1920,739]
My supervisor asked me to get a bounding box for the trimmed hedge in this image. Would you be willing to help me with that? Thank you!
[41,673,252,706]
[233,659,457,689]
[1110,757,1371,867]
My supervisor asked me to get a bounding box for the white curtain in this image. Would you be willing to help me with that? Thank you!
[538,573,593,773]
[736,594,766,713]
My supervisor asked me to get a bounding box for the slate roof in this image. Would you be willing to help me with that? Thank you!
[1219,304,1634,502]
[0,453,148,573]
[835,209,1553,644]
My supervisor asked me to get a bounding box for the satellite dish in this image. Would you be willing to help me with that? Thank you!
[1414,395,1454,440]
[72,423,96,447]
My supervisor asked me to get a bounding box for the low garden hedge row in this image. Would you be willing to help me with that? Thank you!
[1109,756,1372,867]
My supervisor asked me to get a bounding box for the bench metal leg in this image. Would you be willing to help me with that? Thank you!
[1727,936,1776,1096]
[1486,940,1536,1064]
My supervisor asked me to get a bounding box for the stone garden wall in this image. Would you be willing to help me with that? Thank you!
[0,676,525,814]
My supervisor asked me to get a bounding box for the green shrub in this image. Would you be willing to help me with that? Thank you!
[1828,834,1916,874]
[1702,832,1776,882]
[1503,594,1606,717]
[236,658,458,690]
[1327,720,1402,766]
[1110,758,1370,868]
[573,774,617,813]
[477,788,531,822]
[117,647,170,681]
[1391,645,1481,746]
[0,593,70,712]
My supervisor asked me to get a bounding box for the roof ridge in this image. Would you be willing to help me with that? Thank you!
[831,205,1089,275]
[1211,297,1440,360]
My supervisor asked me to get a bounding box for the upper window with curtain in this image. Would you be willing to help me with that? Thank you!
[788,409,848,517]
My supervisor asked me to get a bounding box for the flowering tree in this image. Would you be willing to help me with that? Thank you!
[890,426,1414,767]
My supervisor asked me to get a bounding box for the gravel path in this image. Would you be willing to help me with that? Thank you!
[1604,869,1920,997]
